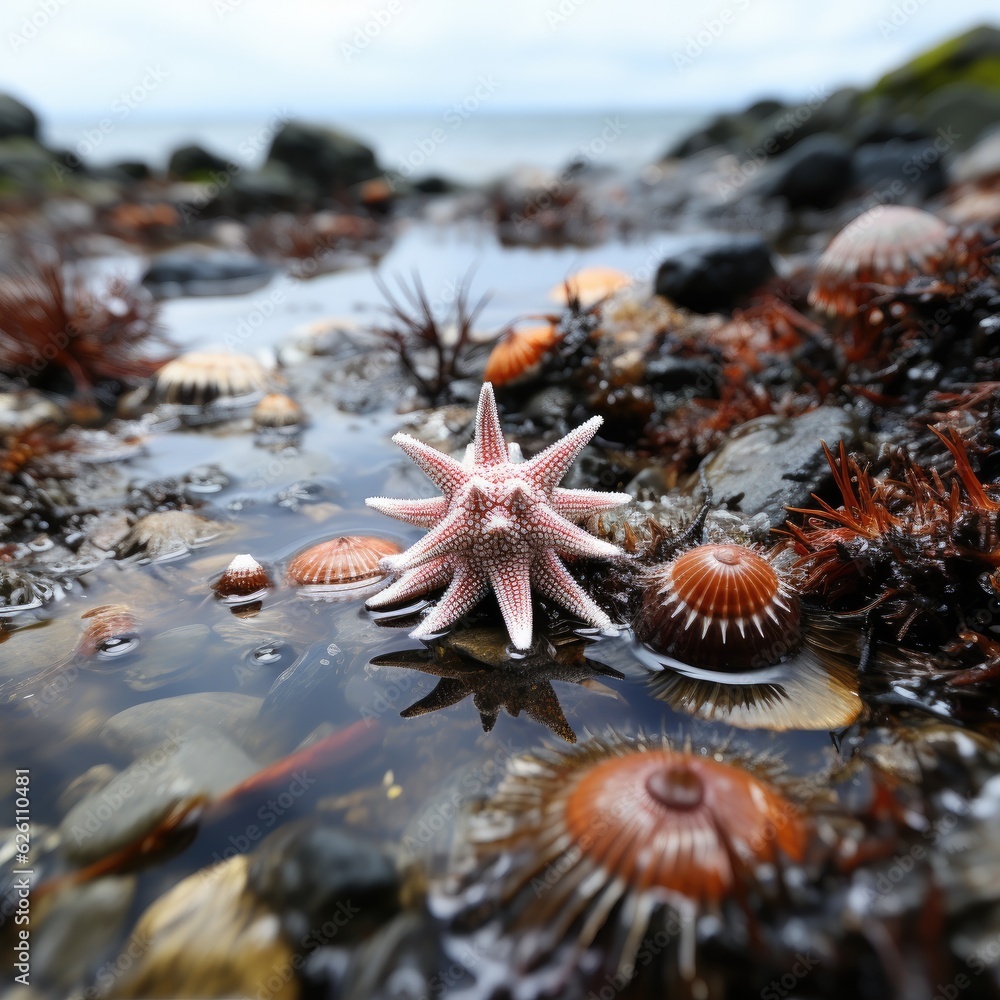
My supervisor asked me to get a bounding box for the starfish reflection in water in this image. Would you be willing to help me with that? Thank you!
[371,627,624,742]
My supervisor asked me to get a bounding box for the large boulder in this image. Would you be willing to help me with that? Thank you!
[758,134,854,209]
[0,94,37,141]
[265,121,379,196]
[167,143,231,180]
[867,24,1000,109]
[914,83,1000,151]
[851,139,948,202]
[0,137,61,187]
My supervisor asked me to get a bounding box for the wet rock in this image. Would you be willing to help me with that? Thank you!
[61,727,259,865]
[699,405,860,527]
[123,623,212,691]
[759,134,854,209]
[0,94,38,140]
[34,876,135,992]
[851,139,948,201]
[750,87,862,157]
[953,128,1000,185]
[114,509,221,562]
[915,83,1000,151]
[664,112,759,158]
[141,249,275,298]
[336,912,448,1000]
[0,137,61,187]
[113,159,152,181]
[868,24,1000,111]
[248,820,399,944]
[167,143,230,180]
[110,854,298,1000]
[100,692,263,757]
[266,121,379,197]
[654,234,774,314]
[57,764,119,814]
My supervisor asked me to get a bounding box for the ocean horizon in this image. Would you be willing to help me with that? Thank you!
[43,108,709,186]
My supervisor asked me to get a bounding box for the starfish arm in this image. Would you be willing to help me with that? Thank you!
[411,563,489,638]
[533,550,613,630]
[365,556,453,609]
[392,433,469,496]
[488,558,534,650]
[520,416,603,492]
[531,505,623,561]
[473,382,508,466]
[400,677,471,716]
[550,488,632,522]
[365,495,449,527]
[523,683,577,743]
[387,505,469,571]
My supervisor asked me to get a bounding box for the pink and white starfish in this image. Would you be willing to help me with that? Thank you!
[366,382,629,649]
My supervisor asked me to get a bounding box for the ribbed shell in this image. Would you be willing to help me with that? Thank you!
[637,543,800,670]
[562,749,807,903]
[549,266,632,308]
[214,554,272,601]
[78,604,140,658]
[252,394,303,429]
[483,324,558,387]
[808,205,952,318]
[454,736,808,978]
[150,351,270,406]
[114,510,220,562]
[287,536,401,589]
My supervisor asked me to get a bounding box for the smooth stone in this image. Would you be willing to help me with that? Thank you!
[60,727,259,866]
[0,94,38,140]
[699,406,861,528]
[247,820,399,944]
[915,83,1000,151]
[100,692,263,757]
[953,128,1000,185]
[167,143,230,180]
[266,120,378,192]
[654,234,774,314]
[141,249,275,299]
[111,854,298,1000]
[851,139,947,201]
[33,876,135,991]
[123,623,212,692]
[758,133,854,209]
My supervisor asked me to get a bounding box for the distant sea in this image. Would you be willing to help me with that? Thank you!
[44,110,707,185]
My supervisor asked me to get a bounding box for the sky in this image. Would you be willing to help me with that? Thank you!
[1,0,997,125]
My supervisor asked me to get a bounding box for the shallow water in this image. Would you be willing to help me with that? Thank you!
[1,219,866,996]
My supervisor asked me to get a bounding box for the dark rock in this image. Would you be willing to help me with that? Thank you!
[0,94,37,140]
[0,137,61,186]
[141,249,275,298]
[852,113,929,147]
[868,24,1000,109]
[266,121,379,195]
[851,139,948,202]
[248,820,399,944]
[167,143,231,180]
[750,87,862,158]
[914,83,1000,151]
[412,174,456,194]
[664,112,758,159]
[654,234,775,314]
[758,133,854,210]
[113,159,152,181]
[699,406,861,528]
[224,160,305,213]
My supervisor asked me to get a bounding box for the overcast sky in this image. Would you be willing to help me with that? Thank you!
[2,0,997,123]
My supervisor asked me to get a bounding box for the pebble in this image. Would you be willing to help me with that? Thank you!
[99,692,263,757]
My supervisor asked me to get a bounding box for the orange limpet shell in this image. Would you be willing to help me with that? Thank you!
[808,205,952,318]
[286,536,402,588]
[638,543,800,670]
[549,266,633,308]
[563,749,807,903]
[483,324,558,387]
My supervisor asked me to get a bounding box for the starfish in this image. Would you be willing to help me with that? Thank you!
[366,382,629,649]
[370,627,625,742]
